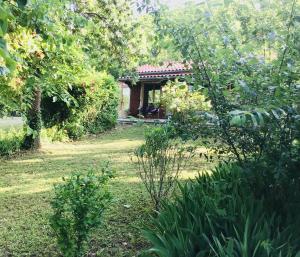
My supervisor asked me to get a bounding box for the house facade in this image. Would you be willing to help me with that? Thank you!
[119,62,192,119]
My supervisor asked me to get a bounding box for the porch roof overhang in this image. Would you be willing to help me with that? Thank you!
[119,62,193,83]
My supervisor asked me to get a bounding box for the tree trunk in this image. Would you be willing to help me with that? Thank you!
[23,87,42,150]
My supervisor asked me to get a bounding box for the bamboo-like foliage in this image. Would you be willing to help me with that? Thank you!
[143,163,300,257]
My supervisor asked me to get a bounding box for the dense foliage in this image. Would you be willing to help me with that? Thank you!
[141,0,300,256]
[155,0,300,163]
[81,73,120,134]
[0,1,15,73]
[41,72,119,139]
[160,79,211,140]
[144,161,300,257]
[0,0,144,148]
[133,13,182,66]
[0,129,24,156]
[161,80,210,114]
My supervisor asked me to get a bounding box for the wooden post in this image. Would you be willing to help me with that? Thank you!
[153,88,155,103]
[140,83,144,109]
[129,84,141,116]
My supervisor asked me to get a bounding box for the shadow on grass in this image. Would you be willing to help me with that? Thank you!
[0,125,211,257]
[0,178,153,257]
[0,126,151,256]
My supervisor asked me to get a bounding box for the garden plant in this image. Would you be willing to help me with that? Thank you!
[134,125,196,210]
[140,0,300,256]
[50,164,114,257]
[0,0,299,256]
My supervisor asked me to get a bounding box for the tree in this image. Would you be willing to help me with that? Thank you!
[0,1,17,117]
[0,1,15,73]
[154,0,300,163]
[2,0,143,149]
[134,13,182,65]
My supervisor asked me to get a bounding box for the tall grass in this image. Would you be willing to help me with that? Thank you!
[143,163,300,257]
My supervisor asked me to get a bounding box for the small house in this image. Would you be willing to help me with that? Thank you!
[119,62,192,119]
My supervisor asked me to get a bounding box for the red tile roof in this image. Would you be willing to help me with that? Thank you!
[137,62,191,73]
[119,62,193,82]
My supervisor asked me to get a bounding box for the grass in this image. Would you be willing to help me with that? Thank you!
[0,125,211,257]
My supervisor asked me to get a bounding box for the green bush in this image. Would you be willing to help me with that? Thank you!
[82,73,119,134]
[41,71,119,139]
[50,165,114,257]
[169,111,209,141]
[64,122,85,140]
[41,126,69,142]
[143,162,300,257]
[0,103,13,118]
[0,129,25,156]
[134,125,195,210]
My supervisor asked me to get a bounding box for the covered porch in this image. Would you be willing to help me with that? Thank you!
[119,62,192,119]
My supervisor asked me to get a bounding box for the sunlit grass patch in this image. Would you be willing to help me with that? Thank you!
[0,124,212,257]
[0,117,23,130]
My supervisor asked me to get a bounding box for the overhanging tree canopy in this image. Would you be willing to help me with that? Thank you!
[0,0,145,148]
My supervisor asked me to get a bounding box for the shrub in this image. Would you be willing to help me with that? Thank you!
[82,73,119,134]
[41,71,119,139]
[50,165,114,257]
[134,125,195,210]
[161,80,211,115]
[161,80,211,141]
[169,111,210,141]
[41,126,69,142]
[0,129,25,156]
[245,155,300,221]
[64,121,85,140]
[143,162,300,257]
[0,103,13,117]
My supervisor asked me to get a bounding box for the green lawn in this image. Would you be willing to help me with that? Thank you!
[0,125,209,257]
